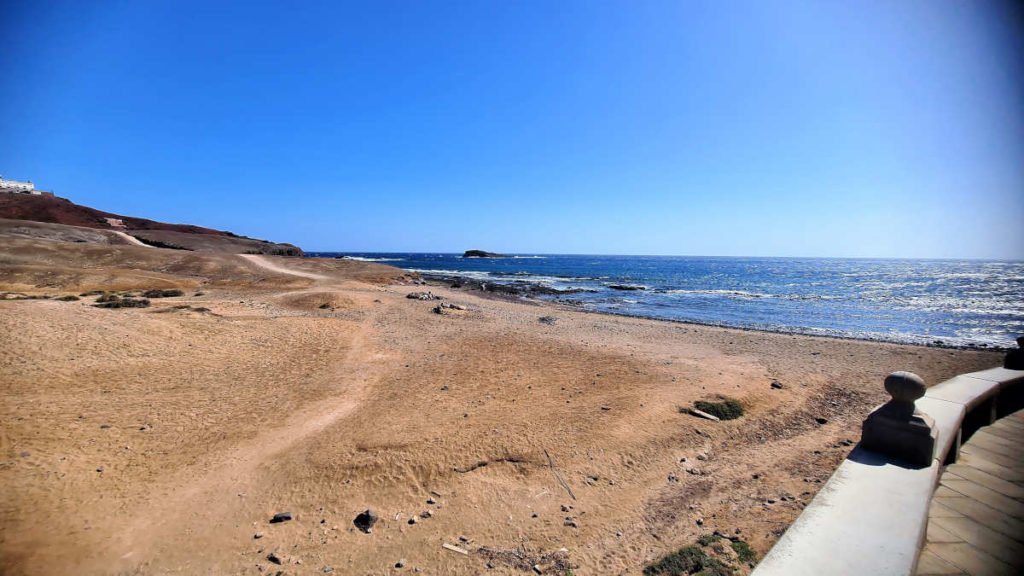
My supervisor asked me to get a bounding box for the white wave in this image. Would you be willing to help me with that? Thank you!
[340,256,405,262]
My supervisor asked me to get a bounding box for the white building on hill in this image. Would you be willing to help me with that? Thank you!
[0,177,52,196]
[0,176,36,193]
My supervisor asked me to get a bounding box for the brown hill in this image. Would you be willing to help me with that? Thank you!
[0,193,302,255]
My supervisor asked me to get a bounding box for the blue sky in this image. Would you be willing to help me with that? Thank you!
[2,1,1022,258]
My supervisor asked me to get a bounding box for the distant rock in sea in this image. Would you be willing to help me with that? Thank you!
[607,284,646,291]
[462,250,507,258]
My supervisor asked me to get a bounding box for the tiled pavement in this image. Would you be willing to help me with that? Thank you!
[917,409,1024,575]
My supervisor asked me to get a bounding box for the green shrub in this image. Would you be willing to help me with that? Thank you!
[643,546,732,576]
[692,399,744,420]
[95,298,150,309]
[696,534,721,547]
[730,540,756,564]
[143,289,184,298]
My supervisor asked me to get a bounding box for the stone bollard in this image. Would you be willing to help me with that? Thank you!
[1005,336,1024,370]
[860,371,938,467]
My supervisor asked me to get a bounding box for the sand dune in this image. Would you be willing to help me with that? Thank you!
[0,238,1002,575]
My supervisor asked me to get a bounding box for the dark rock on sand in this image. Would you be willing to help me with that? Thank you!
[354,509,378,533]
[270,512,293,524]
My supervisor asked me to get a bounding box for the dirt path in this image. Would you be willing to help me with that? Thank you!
[240,254,329,280]
[110,230,151,248]
[89,304,386,573]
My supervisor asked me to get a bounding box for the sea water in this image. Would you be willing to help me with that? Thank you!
[309,253,1024,349]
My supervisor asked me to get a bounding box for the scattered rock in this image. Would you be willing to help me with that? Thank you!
[354,509,378,533]
[254,532,264,539]
[420,510,433,519]
[270,512,293,524]
[538,316,559,325]
[395,559,406,569]
[563,517,578,528]
[267,551,283,565]
[407,291,441,300]
[426,497,437,505]
[408,516,417,525]
[815,417,828,425]
[770,381,784,389]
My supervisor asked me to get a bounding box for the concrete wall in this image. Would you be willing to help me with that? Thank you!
[752,365,1024,576]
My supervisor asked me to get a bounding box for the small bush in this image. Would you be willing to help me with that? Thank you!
[693,398,744,420]
[132,236,192,250]
[56,295,80,302]
[697,534,721,547]
[80,290,105,296]
[143,289,184,298]
[643,546,732,576]
[730,541,756,564]
[95,298,150,309]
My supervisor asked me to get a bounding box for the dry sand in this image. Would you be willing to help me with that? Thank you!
[0,240,1003,575]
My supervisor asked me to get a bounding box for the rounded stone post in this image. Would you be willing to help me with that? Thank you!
[861,371,937,467]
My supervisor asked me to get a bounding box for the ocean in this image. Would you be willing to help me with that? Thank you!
[308,253,1024,349]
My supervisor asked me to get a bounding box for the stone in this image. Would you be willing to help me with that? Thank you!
[861,371,937,467]
[270,512,293,524]
[254,532,264,539]
[771,381,784,389]
[395,559,406,568]
[564,517,578,528]
[815,417,828,425]
[354,509,378,533]
[426,497,436,505]
[267,551,283,565]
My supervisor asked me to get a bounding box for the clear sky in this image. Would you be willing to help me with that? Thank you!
[2,1,1022,258]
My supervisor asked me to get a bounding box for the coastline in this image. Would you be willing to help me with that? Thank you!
[0,243,1007,575]
[416,271,1014,353]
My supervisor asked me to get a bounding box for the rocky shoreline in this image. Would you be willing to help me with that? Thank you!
[417,271,1010,353]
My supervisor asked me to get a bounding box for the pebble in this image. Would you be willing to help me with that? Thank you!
[270,512,293,524]
[395,559,406,569]
[254,532,264,539]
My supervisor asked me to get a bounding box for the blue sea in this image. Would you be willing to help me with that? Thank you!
[309,253,1024,349]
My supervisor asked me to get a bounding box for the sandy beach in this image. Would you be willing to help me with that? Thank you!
[0,240,1003,575]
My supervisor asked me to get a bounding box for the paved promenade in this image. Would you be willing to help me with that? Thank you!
[917,409,1024,575]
